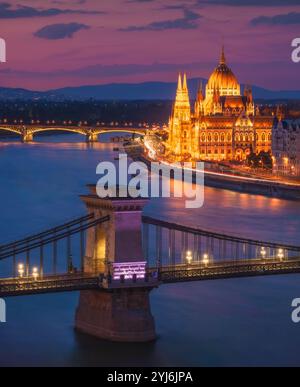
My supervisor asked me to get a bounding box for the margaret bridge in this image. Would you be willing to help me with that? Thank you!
[0,186,299,341]
[0,122,151,142]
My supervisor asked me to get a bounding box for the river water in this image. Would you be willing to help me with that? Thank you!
[0,134,300,367]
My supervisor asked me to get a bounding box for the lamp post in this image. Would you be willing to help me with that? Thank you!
[186,251,193,265]
[18,264,24,278]
[277,249,284,261]
[32,267,39,281]
[260,247,267,259]
[202,253,209,267]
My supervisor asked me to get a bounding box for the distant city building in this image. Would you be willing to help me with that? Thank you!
[166,47,274,162]
[272,119,300,177]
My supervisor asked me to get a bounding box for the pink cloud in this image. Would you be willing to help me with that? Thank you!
[0,0,298,90]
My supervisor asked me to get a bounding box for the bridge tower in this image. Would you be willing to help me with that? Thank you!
[75,185,157,342]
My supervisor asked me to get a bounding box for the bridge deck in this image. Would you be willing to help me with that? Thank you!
[0,274,99,297]
[155,258,300,283]
[1,258,300,297]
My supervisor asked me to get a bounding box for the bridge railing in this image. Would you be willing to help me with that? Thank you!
[0,214,110,279]
[142,216,300,269]
[0,214,94,253]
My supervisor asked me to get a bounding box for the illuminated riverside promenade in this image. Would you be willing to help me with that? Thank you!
[140,135,300,200]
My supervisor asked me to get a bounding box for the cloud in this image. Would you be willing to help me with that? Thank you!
[0,61,205,79]
[251,12,300,25]
[0,2,104,19]
[127,0,154,3]
[34,23,90,40]
[163,4,189,10]
[52,0,87,3]
[120,9,201,31]
[199,0,300,5]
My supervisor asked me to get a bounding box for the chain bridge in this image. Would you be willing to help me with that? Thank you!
[0,186,299,342]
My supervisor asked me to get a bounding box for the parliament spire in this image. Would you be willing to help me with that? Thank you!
[220,45,226,65]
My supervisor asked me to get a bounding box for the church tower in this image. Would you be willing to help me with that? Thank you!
[173,73,191,122]
[194,82,204,118]
[167,73,192,160]
[212,87,222,114]
[244,85,255,116]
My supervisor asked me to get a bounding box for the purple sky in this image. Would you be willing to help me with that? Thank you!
[0,0,299,90]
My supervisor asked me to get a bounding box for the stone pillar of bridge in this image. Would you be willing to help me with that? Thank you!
[75,185,156,342]
[22,130,33,142]
[80,185,149,273]
[86,131,99,142]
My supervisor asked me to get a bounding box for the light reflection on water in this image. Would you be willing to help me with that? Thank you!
[0,134,300,366]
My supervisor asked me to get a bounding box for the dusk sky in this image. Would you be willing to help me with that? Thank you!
[0,0,299,90]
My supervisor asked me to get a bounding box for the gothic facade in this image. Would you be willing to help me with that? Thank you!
[166,48,274,162]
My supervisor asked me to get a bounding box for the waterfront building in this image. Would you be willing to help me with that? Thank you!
[166,47,274,162]
[272,119,300,177]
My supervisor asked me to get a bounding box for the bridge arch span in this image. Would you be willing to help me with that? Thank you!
[0,125,148,142]
[30,127,87,136]
[0,127,22,136]
[26,127,89,142]
[97,129,145,135]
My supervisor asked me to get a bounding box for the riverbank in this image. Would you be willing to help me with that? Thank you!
[202,170,300,200]
[125,142,300,201]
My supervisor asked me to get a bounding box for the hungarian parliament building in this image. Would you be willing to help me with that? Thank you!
[166,47,274,162]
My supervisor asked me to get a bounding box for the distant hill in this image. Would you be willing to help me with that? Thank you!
[0,87,50,100]
[0,79,299,101]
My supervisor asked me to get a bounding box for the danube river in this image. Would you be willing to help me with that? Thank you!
[1,134,300,367]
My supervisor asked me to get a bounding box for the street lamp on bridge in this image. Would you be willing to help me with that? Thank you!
[202,254,209,267]
[18,263,24,278]
[186,251,193,265]
[277,248,284,261]
[260,247,267,259]
[32,267,39,281]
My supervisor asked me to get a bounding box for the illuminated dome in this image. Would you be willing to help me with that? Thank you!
[206,47,241,97]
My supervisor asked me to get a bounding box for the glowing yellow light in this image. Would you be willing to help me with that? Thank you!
[202,254,209,266]
[277,249,284,261]
[186,251,193,265]
[260,247,267,258]
[18,263,24,278]
[32,267,39,281]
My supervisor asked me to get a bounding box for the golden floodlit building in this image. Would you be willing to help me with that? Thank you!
[166,47,274,162]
